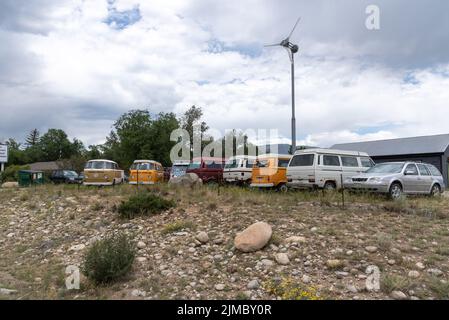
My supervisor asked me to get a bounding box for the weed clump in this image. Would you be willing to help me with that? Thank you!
[118,193,175,219]
[82,233,136,284]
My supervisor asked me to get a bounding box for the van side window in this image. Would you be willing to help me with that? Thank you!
[290,154,314,167]
[278,159,290,168]
[341,156,358,167]
[246,160,255,168]
[361,158,374,167]
[105,162,113,169]
[323,155,341,166]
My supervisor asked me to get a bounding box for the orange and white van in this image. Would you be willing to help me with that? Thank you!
[250,154,292,191]
[129,160,164,185]
[83,159,124,186]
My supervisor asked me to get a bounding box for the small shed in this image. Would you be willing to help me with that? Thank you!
[332,134,449,187]
[18,170,44,187]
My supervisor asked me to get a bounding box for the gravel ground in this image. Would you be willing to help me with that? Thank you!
[1,184,448,300]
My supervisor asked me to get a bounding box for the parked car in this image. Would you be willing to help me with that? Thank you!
[345,161,445,199]
[129,160,164,185]
[170,160,190,180]
[50,170,82,184]
[83,159,124,186]
[250,154,292,192]
[186,157,225,184]
[287,149,374,190]
[223,155,256,185]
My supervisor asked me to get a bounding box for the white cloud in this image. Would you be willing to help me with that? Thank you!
[1,0,449,148]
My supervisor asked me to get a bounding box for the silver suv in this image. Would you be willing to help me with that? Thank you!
[345,162,445,199]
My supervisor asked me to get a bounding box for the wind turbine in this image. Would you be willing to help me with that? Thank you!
[265,17,301,153]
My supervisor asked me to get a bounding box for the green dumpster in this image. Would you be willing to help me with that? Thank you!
[18,170,44,187]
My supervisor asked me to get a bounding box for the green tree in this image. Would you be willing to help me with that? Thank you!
[25,129,40,147]
[38,129,75,161]
[181,105,210,158]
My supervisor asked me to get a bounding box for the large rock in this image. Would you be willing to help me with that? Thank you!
[1,182,19,189]
[234,222,272,253]
[169,173,202,187]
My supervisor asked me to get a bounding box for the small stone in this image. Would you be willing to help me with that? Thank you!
[247,280,260,290]
[346,285,358,293]
[301,275,311,284]
[391,290,407,300]
[416,262,425,270]
[188,247,196,253]
[0,288,17,295]
[137,241,146,249]
[261,259,274,268]
[391,248,401,255]
[326,259,343,269]
[427,268,443,277]
[69,244,86,251]
[131,289,146,297]
[137,257,147,263]
[310,227,318,232]
[346,250,353,256]
[196,232,209,244]
[275,253,290,265]
[285,236,306,244]
[215,284,225,291]
[365,246,378,253]
[408,271,420,279]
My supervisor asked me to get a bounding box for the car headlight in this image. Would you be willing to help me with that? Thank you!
[369,177,383,183]
[344,177,353,183]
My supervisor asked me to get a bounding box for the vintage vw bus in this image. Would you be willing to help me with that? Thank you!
[223,155,256,185]
[186,157,226,184]
[83,159,124,186]
[129,160,164,185]
[250,154,292,192]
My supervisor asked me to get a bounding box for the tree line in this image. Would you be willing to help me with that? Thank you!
[3,106,255,173]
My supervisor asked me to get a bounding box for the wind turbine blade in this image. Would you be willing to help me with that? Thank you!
[264,43,281,47]
[287,17,301,39]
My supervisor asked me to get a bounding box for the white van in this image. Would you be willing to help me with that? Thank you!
[223,155,256,185]
[286,149,375,190]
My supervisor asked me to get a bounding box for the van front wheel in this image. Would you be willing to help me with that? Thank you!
[323,181,336,191]
[278,184,288,193]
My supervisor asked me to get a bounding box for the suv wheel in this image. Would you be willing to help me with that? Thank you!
[430,184,441,197]
[389,182,403,200]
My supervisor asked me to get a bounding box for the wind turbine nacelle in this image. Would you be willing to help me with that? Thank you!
[291,45,299,53]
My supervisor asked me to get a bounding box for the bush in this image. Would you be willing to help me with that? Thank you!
[0,165,30,183]
[118,193,175,219]
[82,233,136,284]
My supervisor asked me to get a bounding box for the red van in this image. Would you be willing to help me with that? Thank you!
[186,157,226,184]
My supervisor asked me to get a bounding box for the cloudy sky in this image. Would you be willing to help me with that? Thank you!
[1,0,449,147]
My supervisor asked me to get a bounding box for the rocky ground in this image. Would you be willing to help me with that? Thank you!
[1,184,449,300]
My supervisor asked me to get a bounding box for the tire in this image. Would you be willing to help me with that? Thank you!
[278,184,288,193]
[389,182,403,200]
[430,184,441,197]
[323,181,336,191]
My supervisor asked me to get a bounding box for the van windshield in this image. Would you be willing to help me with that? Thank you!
[366,163,405,174]
[225,159,239,169]
[255,160,270,168]
[85,161,105,169]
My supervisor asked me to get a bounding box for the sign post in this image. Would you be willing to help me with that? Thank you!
[0,143,8,172]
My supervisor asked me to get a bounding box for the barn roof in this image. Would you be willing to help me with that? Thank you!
[331,134,449,157]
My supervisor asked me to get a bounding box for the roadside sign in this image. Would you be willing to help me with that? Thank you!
[0,144,8,163]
